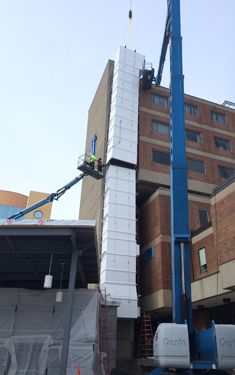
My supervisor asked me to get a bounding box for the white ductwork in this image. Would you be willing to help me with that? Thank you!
[100,46,144,318]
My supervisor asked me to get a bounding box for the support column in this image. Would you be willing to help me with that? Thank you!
[59,236,79,375]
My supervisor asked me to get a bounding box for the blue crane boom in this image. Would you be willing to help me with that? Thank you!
[8,155,104,220]
[155,1,170,86]
[8,173,87,220]
[152,0,235,372]
[169,0,192,332]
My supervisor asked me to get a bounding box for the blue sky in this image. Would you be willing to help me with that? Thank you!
[0,1,234,219]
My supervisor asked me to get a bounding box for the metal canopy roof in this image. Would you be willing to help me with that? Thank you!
[0,220,99,289]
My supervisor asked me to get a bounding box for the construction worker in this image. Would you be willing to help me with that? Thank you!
[88,153,96,169]
[97,158,103,172]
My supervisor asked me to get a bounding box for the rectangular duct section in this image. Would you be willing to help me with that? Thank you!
[100,46,144,318]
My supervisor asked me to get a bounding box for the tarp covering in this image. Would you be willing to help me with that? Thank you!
[0,288,99,375]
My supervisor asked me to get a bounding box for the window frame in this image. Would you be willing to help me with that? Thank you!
[214,136,231,151]
[152,149,170,166]
[187,158,205,174]
[144,247,155,261]
[218,165,235,179]
[211,111,227,125]
[198,247,207,273]
[186,129,202,144]
[151,119,170,136]
[151,93,169,108]
[199,209,209,227]
[185,103,198,116]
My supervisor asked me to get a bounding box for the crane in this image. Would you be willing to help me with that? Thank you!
[8,154,104,220]
[148,0,235,372]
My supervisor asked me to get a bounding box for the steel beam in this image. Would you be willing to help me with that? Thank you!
[59,235,79,375]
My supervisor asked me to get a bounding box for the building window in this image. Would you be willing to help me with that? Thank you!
[151,93,169,107]
[214,137,231,151]
[198,248,207,273]
[199,209,209,226]
[187,158,205,174]
[185,103,198,116]
[151,120,169,135]
[152,149,170,165]
[144,247,155,261]
[33,210,43,219]
[218,165,235,179]
[186,129,202,143]
[211,111,226,124]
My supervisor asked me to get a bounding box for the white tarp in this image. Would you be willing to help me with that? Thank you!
[0,288,99,375]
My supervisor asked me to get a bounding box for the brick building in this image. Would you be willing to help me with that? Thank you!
[79,47,235,361]
[137,84,235,328]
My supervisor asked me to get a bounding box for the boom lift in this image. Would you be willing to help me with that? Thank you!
[147,0,235,372]
[8,154,104,220]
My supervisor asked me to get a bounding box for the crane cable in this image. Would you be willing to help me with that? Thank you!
[129,0,132,20]
[127,0,133,49]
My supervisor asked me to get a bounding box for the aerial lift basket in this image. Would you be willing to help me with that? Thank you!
[77,154,104,180]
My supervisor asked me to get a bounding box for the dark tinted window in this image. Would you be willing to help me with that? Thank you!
[186,129,201,143]
[214,137,231,151]
[152,149,170,165]
[199,209,209,226]
[151,93,169,107]
[218,165,234,179]
[188,158,205,174]
[211,111,226,124]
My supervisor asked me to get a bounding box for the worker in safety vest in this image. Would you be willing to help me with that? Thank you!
[88,153,96,169]
[97,158,103,172]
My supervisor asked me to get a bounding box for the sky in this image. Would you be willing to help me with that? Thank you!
[0,0,234,220]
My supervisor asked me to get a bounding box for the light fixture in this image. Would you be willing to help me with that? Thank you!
[56,263,64,302]
[44,254,53,289]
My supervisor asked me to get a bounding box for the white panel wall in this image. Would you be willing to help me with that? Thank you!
[100,47,144,318]
[106,46,144,166]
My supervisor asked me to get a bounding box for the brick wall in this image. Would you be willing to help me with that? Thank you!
[139,240,171,297]
[189,201,211,230]
[139,189,218,294]
[138,192,171,296]
[138,190,213,295]
[211,181,235,264]
[138,194,161,247]
[139,137,235,186]
[138,86,235,188]
[191,232,217,281]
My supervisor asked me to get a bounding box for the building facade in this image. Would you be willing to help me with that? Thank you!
[79,46,235,360]
[0,190,52,220]
[137,84,235,326]
[0,191,28,219]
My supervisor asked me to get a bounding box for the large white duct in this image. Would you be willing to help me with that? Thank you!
[100,46,144,318]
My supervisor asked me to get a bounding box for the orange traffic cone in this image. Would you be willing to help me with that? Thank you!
[76,365,80,375]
